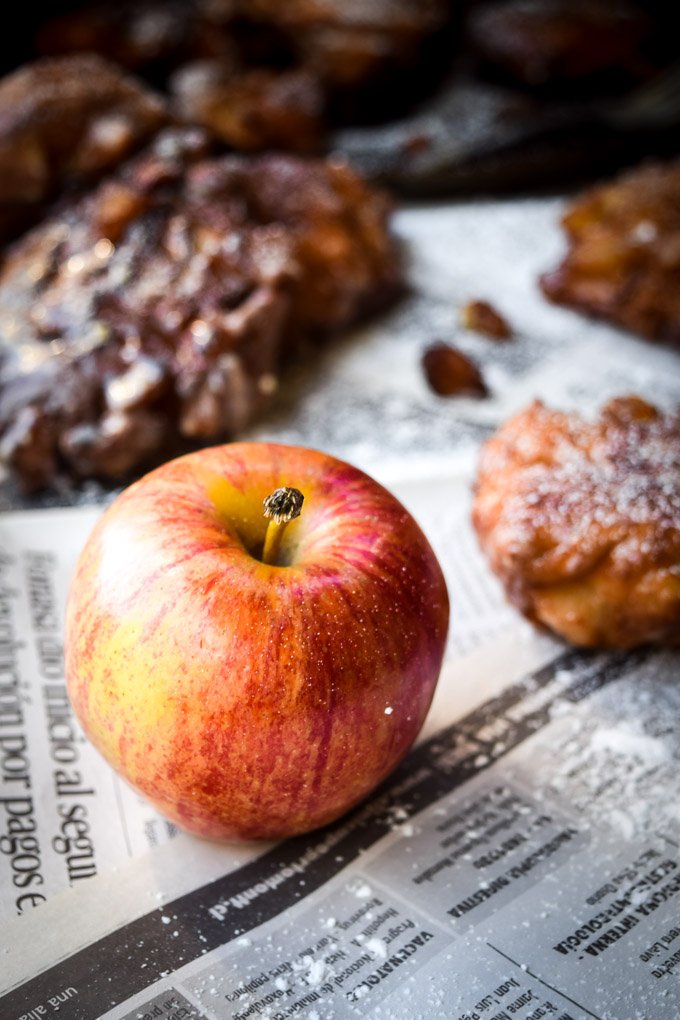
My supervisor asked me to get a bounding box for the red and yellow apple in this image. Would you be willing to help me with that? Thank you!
[65,443,449,841]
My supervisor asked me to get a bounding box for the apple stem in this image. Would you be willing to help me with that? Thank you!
[262,487,305,566]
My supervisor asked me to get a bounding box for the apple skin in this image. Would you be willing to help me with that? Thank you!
[65,443,449,841]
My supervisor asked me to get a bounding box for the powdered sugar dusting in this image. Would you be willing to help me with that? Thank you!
[484,399,680,540]
[474,397,680,645]
[531,655,680,841]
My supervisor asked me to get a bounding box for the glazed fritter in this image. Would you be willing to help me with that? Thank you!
[244,0,451,89]
[170,61,325,153]
[35,0,455,137]
[28,1,676,194]
[0,54,167,244]
[0,128,400,490]
[468,0,652,89]
[35,1,236,74]
[472,397,680,649]
[38,0,451,91]
[540,160,680,347]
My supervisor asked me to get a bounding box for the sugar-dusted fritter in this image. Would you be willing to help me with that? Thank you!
[472,397,680,649]
[0,128,400,490]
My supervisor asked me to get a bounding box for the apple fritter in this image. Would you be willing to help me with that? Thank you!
[540,160,680,347]
[472,397,680,649]
[0,128,400,490]
[35,0,455,138]
[29,0,674,195]
[37,0,451,92]
[170,61,325,153]
[468,0,652,89]
[244,0,451,89]
[0,54,167,244]
[35,1,236,73]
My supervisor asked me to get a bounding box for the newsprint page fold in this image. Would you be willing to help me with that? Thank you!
[0,485,679,1020]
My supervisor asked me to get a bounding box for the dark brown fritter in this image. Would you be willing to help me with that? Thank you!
[171,60,325,153]
[0,128,400,490]
[35,1,236,73]
[468,0,652,89]
[0,54,167,244]
[32,0,455,159]
[540,160,680,347]
[244,0,451,89]
[37,0,452,95]
[234,152,401,339]
[472,397,680,649]
[28,1,676,197]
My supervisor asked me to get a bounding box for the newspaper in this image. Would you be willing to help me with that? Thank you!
[1,195,679,1018]
[1,628,678,1020]
[0,471,522,924]
[1,490,679,1020]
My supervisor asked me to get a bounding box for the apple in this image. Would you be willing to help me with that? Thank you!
[65,443,449,841]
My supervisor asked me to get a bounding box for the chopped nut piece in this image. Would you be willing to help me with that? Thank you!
[460,299,511,340]
[422,342,489,397]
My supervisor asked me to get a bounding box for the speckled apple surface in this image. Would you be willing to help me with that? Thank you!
[65,443,449,841]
